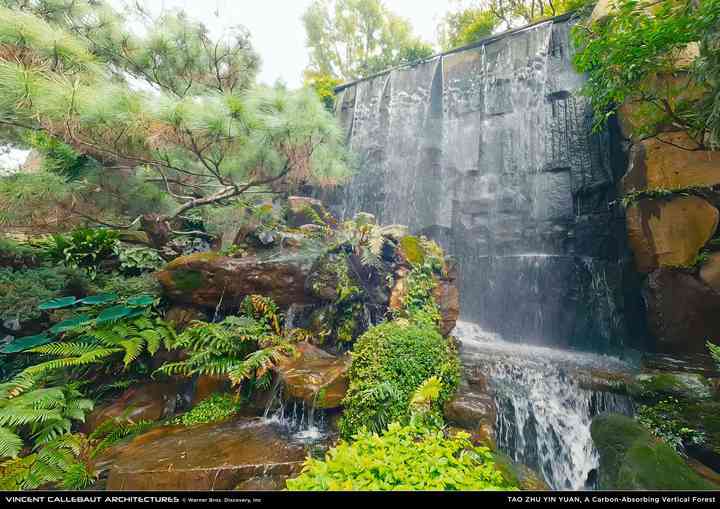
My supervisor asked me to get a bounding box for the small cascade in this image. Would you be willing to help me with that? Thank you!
[262,379,330,443]
[455,321,635,490]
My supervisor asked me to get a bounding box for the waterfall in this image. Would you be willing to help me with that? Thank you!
[330,13,640,490]
[327,14,630,351]
[456,321,634,490]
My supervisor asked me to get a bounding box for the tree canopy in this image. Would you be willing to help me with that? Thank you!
[0,0,351,242]
[302,0,434,82]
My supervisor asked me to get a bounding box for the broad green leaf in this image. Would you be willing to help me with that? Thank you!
[1,334,52,354]
[49,315,93,335]
[95,305,131,325]
[80,293,118,306]
[126,295,154,307]
[38,297,78,310]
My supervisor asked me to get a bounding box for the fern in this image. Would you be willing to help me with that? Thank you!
[155,307,296,389]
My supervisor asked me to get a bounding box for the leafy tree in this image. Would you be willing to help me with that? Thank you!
[438,7,499,50]
[0,1,351,245]
[573,0,720,148]
[302,0,434,82]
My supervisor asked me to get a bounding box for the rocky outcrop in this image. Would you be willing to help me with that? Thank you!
[274,342,350,409]
[97,417,306,490]
[644,269,720,353]
[591,413,717,490]
[156,246,324,309]
[700,253,720,292]
[626,196,718,273]
[622,133,720,194]
[286,196,332,228]
[433,264,460,337]
[443,385,496,447]
[84,381,186,433]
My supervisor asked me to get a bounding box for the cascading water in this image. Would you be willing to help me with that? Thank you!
[455,321,634,490]
[327,13,644,491]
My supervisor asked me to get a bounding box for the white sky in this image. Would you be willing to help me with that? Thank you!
[130,0,455,88]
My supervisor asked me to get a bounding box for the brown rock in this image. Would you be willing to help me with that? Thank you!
[388,267,410,311]
[156,248,324,309]
[645,269,720,353]
[164,306,207,331]
[99,418,306,490]
[433,275,460,337]
[286,196,331,228]
[191,375,229,406]
[443,385,496,445]
[626,196,718,273]
[622,132,720,194]
[84,381,184,433]
[275,343,350,409]
[700,252,720,293]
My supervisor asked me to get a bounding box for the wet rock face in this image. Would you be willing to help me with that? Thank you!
[156,247,324,309]
[275,342,350,409]
[433,269,460,337]
[700,252,720,292]
[84,381,186,433]
[591,413,717,490]
[98,418,306,490]
[644,269,720,353]
[443,385,496,447]
[626,196,719,273]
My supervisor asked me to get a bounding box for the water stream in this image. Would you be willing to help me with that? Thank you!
[454,321,634,490]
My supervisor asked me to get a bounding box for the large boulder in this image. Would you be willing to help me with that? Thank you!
[700,252,720,293]
[443,384,496,448]
[626,196,718,273]
[644,269,720,353]
[622,132,720,194]
[275,342,350,409]
[97,417,306,490]
[591,413,717,490]
[156,245,325,309]
[84,381,186,433]
[286,196,332,228]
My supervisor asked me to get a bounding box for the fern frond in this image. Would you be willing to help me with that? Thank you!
[0,427,23,458]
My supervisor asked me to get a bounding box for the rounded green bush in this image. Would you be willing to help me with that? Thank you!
[338,318,460,439]
[286,423,516,491]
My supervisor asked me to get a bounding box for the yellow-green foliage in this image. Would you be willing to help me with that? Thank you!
[286,423,517,491]
[338,319,460,439]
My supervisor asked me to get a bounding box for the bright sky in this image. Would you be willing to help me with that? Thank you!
[128,0,454,88]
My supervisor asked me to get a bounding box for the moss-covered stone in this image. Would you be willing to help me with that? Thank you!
[169,269,204,292]
[399,235,425,266]
[591,413,718,490]
[633,372,714,402]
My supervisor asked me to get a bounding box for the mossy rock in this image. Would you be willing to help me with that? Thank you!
[168,269,205,292]
[591,413,718,490]
[399,235,425,266]
[633,372,714,402]
[492,452,550,491]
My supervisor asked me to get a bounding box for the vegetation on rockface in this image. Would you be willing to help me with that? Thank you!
[591,413,717,490]
[338,319,460,439]
[573,0,720,148]
[288,379,515,491]
[636,397,706,454]
[171,394,243,427]
[287,421,514,491]
[0,0,350,242]
[155,295,309,393]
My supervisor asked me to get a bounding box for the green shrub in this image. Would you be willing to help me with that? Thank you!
[573,0,720,148]
[637,396,706,454]
[115,245,165,275]
[155,299,295,390]
[286,423,516,491]
[46,228,119,276]
[171,394,242,426]
[338,319,460,439]
[0,265,88,322]
[92,272,161,300]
